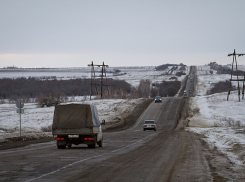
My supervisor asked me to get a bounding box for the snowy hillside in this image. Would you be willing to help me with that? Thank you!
[189,65,245,166]
[196,65,241,96]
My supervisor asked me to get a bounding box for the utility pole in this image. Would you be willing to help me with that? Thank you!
[88,61,109,100]
[227,49,245,102]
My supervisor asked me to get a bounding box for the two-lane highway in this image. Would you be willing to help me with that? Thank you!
[0,98,176,181]
[0,97,216,181]
[185,66,196,97]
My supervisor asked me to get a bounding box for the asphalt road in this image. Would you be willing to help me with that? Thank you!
[185,66,196,97]
[0,97,238,181]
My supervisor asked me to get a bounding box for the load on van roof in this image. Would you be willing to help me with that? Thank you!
[52,104,101,129]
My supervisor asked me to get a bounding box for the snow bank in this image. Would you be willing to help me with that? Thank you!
[188,127,245,165]
[188,70,245,166]
[0,98,144,142]
[190,92,245,127]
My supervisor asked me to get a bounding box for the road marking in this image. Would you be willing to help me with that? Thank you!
[155,101,168,123]
[0,141,55,155]
[132,101,154,129]
[134,129,143,132]
[134,98,169,126]
[25,133,156,182]
[105,99,169,134]
[105,100,154,133]
[111,134,154,153]
[25,154,104,182]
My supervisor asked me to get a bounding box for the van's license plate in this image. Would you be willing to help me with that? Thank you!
[68,135,79,138]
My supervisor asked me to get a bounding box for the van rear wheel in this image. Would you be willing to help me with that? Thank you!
[98,138,103,147]
[88,136,97,148]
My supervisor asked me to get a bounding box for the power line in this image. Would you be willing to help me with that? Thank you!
[88,61,109,100]
[227,49,245,102]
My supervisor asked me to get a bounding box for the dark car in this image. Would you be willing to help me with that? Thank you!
[155,96,162,103]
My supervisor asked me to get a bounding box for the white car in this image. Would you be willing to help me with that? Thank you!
[143,120,156,131]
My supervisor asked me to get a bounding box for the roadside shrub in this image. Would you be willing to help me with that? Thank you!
[192,107,200,115]
[222,117,243,128]
[36,92,67,107]
[150,81,181,97]
[215,117,244,128]
[213,122,219,127]
[207,80,236,95]
[41,125,52,132]
[232,143,243,153]
[159,81,181,97]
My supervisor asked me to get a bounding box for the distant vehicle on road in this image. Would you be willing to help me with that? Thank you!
[155,96,162,103]
[143,120,156,131]
[189,75,193,82]
[184,91,187,97]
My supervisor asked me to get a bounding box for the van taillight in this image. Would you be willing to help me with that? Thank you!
[152,125,155,127]
[56,137,65,141]
[84,137,93,141]
[143,125,147,127]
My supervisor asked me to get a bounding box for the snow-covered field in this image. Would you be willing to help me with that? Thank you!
[0,65,187,142]
[196,68,242,96]
[188,66,245,166]
[2,65,245,167]
[0,98,144,142]
[0,66,187,87]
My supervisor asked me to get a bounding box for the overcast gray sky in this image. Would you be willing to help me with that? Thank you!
[0,0,245,68]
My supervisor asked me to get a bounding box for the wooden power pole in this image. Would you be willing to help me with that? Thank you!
[88,61,109,100]
[227,49,245,102]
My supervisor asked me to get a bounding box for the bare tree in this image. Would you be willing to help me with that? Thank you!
[138,79,151,98]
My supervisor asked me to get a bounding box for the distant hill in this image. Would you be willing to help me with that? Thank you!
[154,63,186,71]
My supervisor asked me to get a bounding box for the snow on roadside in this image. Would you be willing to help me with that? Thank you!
[0,98,145,142]
[187,91,245,165]
[196,74,239,96]
[188,67,245,166]
[189,127,244,165]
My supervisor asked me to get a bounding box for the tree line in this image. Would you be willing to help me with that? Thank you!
[151,81,181,97]
[0,77,130,100]
[0,77,181,106]
[207,81,236,95]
